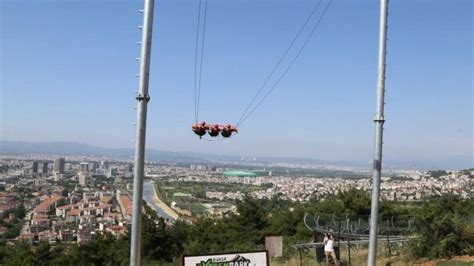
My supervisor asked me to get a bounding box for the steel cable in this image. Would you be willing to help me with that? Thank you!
[237,0,333,127]
[235,0,324,127]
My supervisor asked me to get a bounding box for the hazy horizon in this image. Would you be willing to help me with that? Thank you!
[0,140,471,170]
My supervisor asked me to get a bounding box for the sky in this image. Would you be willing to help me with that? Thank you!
[1,0,472,169]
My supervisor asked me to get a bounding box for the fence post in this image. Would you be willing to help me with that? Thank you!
[338,220,341,262]
[347,239,351,266]
[299,249,303,266]
[386,234,391,257]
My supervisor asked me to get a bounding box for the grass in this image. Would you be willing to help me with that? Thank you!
[270,248,474,266]
[176,202,206,215]
[155,180,266,203]
[436,262,474,266]
[437,261,474,266]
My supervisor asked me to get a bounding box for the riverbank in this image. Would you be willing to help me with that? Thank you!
[152,182,179,220]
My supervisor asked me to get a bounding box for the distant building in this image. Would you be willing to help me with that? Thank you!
[92,162,100,173]
[79,162,89,173]
[78,173,88,186]
[172,192,192,201]
[59,229,73,242]
[42,162,49,174]
[34,178,47,187]
[100,161,109,170]
[32,162,39,173]
[77,228,93,243]
[222,171,257,177]
[53,158,66,174]
[22,167,30,175]
[34,195,64,215]
[108,168,118,178]
[190,164,208,171]
[99,192,113,204]
[83,192,97,201]
[117,192,132,221]
[54,172,61,182]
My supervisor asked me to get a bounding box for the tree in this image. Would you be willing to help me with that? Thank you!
[428,170,448,179]
[3,222,22,239]
[61,188,69,197]
[233,197,268,246]
[411,194,473,258]
[35,241,52,266]
[169,220,190,256]
[1,241,36,266]
[184,218,219,255]
[66,233,128,265]
[308,187,371,220]
[14,205,26,219]
[140,204,175,262]
[49,246,72,266]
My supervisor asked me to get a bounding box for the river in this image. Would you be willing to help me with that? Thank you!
[142,181,177,221]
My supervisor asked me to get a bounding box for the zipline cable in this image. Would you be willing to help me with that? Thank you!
[235,0,324,127]
[237,0,334,126]
[197,0,208,123]
[194,0,208,123]
[193,0,202,123]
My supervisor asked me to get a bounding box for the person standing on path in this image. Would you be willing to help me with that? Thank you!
[324,232,339,266]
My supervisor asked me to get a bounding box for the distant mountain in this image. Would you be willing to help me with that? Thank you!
[254,156,365,167]
[0,141,209,163]
[1,141,469,170]
[1,141,114,156]
[0,141,367,166]
[0,141,363,167]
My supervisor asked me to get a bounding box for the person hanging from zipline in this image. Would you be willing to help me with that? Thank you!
[192,121,209,138]
[208,124,221,137]
[192,122,238,138]
[220,124,238,138]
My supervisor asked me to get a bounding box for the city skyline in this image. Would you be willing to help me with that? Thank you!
[0,140,470,170]
[1,0,472,169]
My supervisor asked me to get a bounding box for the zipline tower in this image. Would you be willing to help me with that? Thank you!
[368,0,389,265]
[130,0,155,265]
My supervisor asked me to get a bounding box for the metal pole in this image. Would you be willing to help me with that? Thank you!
[368,0,389,265]
[347,239,351,266]
[130,0,155,265]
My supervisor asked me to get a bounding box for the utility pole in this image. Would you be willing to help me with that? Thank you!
[368,0,389,265]
[130,0,155,265]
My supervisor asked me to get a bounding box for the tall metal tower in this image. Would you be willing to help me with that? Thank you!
[130,0,155,265]
[368,0,389,265]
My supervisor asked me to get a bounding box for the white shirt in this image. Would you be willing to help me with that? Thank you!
[324,236,334,252]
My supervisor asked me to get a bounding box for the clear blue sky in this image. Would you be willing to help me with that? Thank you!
[1,0,472,169]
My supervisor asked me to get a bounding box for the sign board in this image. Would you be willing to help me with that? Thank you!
[265,236,283,257]
[182,250,269,266]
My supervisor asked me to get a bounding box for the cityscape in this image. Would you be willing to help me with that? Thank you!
[0,152,471,246]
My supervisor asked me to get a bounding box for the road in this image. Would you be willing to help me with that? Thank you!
[143,181,179,221]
